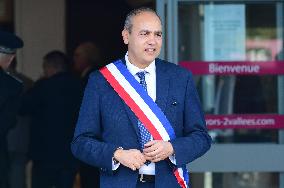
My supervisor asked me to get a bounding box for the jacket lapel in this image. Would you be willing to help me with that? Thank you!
[155,59,170,114]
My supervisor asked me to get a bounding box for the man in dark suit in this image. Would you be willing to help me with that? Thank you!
[7,59,33,188]
[71,7,211,188]
[20,51,81,188]
[0,30,24,188]
[72,42,102,188]
[73,42,102,86]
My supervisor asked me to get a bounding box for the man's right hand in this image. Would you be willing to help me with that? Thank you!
[114,149,146,171]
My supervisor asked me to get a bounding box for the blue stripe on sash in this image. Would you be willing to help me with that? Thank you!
[183,167,189,183]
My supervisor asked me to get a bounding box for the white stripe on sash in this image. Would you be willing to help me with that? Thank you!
[106,63,171,141]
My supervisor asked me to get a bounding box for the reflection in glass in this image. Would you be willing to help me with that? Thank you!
[178,2,282,187]
[178,2,281,144]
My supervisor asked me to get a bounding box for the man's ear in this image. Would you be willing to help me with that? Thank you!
[122,29,129,45]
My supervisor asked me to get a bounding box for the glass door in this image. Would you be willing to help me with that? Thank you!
[157,0,284,187]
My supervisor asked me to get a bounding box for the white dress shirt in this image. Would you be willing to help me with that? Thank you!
[125,53,156,175]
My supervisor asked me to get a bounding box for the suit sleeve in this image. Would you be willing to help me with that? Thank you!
[71,72,119,173]
[0,83,23,138]
[170,72,212,167]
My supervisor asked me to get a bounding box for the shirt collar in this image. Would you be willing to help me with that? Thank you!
[125,52,155,76]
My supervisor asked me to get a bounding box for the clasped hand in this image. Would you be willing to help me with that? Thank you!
[113,140,174,171]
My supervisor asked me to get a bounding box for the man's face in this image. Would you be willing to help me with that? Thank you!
[122,12,162,68]
[0,54,15,70]
[42,61,55,78]
[73,46,88,73]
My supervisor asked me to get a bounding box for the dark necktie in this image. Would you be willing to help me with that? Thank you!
[136,71,151,165]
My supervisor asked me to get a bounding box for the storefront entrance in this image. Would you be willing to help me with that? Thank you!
[157,0,284,187]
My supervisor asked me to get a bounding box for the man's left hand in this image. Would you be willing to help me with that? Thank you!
[143,140,174,162]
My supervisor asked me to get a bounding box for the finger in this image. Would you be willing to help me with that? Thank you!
[129,163,136,171]
[138,158,146,165]
[144,140,157,148]
[152,158,159,163]
[151,155,160,162]
[158,151,170,161]
[154,153,165,162]
[144,147,161,157]
[159,153,167,160]
[144,154,153,161]
[155,143,170,155]
[130,149,142,154]
[134,156,145,166]
[133,162,141,169]
[143,143,160,153]
[143,146,156,153]
[139,155,146,164]
[137,152,148,165]
[144,140,165,152]
[134,151,146,163]
[132,150,143,159]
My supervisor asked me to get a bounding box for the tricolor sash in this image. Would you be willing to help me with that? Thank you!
[100,60,189,188]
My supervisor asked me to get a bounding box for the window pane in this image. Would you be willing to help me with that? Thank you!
[178,2,283,143]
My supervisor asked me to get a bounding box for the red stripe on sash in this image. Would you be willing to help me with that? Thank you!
[174,170,187,188]
[100,67,163,140]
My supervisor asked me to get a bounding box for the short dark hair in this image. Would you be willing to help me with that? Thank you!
[124,7,161,33]
[76,42,101,64]
[43,50,68,71]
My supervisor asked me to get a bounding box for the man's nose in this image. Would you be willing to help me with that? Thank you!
[147,34,156,45]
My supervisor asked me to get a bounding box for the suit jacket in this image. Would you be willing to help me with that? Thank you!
[7,70,33,153]
[20,72,81,166]
[71,58,211,188]
[0,68,23,182]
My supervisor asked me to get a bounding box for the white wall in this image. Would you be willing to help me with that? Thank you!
[14,0,65,80]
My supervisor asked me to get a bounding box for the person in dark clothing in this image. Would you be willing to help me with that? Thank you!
[7,59,34,188]
[20,51,82,188]
[0,30,24,188]
[73,41,102,86]
[72,42,102,188]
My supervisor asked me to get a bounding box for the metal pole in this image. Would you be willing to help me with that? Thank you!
[156,0,166,60]
[167,0,174,63]
[276,2,284,188]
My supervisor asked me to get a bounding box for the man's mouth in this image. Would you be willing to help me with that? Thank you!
[145,48,156,52]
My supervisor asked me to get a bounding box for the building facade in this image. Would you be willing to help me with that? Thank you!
[8,0,284,187]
